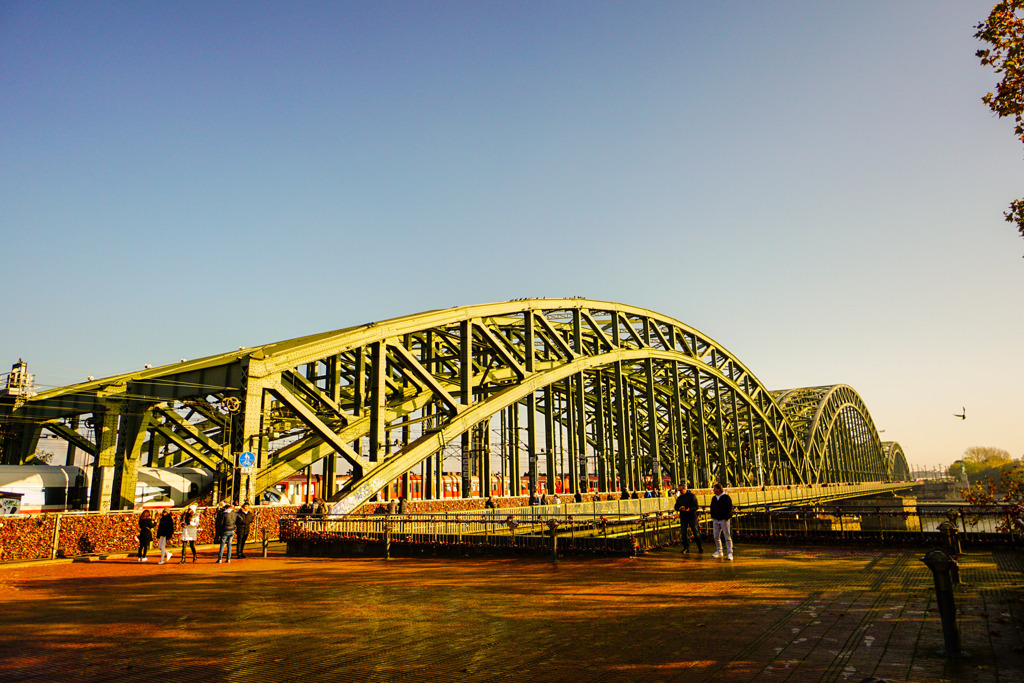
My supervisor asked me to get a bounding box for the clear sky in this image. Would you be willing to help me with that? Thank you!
[2,1,1021,470]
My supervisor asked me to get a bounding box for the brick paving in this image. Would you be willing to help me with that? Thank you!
[1,543,1022,682]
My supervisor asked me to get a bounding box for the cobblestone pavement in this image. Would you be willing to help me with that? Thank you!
[1,544,1021,682]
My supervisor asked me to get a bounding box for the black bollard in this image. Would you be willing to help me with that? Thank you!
[261,527,270,558]
[921,548,964,657]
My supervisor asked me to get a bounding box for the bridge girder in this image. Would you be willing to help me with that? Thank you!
[772,385,906,484]
[0,299,906,513]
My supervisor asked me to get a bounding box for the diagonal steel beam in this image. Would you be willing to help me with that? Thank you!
[154,407,229,461]
[386,342,464,413]
[45,422,98,456]
[579,310,617,352]
[268,379,368,470]
[473,324,527,379]
[282,370,355,426]
[532,313,578,360]
[151,423,222,469]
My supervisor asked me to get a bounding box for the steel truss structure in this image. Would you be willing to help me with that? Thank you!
[0,300,910,513]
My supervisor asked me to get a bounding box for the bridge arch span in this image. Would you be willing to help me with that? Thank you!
[882,441,911,481]
[0,299,903,513]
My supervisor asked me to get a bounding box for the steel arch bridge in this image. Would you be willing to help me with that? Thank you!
[0,299,910,513]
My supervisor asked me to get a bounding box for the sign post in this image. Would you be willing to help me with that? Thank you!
[239,452,257,503]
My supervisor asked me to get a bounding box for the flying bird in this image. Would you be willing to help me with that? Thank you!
[954,407,966,420]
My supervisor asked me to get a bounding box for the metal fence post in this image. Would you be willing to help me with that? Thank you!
[547,518,559,563]
[50,513,63,560]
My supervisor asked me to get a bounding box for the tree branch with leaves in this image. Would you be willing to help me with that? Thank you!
[976,1,1024,240]
[960,464,1024,535]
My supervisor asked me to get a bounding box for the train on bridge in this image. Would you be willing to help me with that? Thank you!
[0,465,218,514]
[0,464,676,514]
[275,470,675,504]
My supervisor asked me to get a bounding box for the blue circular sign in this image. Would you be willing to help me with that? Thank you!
[239,451,256,467]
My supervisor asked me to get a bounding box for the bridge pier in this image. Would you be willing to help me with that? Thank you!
[844,492,919,533]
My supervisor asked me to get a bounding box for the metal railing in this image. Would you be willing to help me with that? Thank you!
[282,501,1022,558]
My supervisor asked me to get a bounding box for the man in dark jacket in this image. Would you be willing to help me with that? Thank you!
[674,483,702,553]
[215,503,239,564]
[709,483,734,560]
[235,503,255,559]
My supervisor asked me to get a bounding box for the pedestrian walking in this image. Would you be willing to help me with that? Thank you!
[235,502,255,558]
[137,510,155,562]
[156,509,175,564]
[709,483,734,560]
[215,502,238,564]
[179,503,200,563]
[674,483,703,553]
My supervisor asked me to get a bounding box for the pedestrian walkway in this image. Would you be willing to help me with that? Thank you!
[1,544,1020,682]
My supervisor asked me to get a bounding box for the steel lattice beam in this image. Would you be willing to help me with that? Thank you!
[0,299,908,513]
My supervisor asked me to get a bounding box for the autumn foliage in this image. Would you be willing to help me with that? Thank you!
[960,466,1024,535]
[976,2,1024,238]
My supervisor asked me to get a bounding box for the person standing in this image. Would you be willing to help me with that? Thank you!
[215,503,238,564]
[674,483,703,553]
[235,503,255,559]
[137,510,155,562]
[709,483,734,560]
[179,503,200,563]
[156,509,176,564]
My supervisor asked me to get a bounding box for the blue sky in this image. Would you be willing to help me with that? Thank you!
[2,1,1021,469]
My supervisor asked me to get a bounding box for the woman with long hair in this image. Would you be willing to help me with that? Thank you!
[137,510,155,562]
[179,503,200,563]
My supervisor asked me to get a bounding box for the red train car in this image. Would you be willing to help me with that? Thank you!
[273,471,600,503]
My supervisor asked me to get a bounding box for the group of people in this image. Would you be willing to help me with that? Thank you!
[674,482,734,560]
[297,497,331,517]
[135,501,256,565]
[136,485,734,563]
